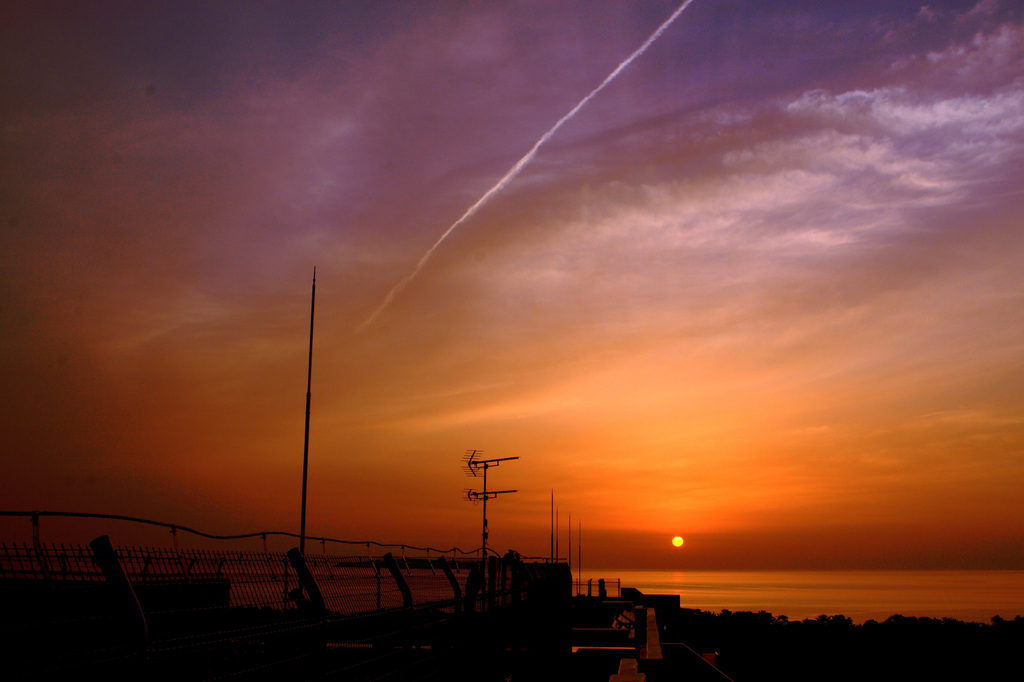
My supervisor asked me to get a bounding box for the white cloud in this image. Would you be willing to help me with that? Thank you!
[786,84,1024,135]
[928,21,1024,79]
[784,82,1024,186]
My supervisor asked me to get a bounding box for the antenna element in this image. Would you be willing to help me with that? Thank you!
[461,449,519,559]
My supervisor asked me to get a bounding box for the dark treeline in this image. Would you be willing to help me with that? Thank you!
[662,608,1024,681]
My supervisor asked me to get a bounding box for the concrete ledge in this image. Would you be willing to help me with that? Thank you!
[609,656,644,681]
[610,655,643,675]
[640,608,662,660]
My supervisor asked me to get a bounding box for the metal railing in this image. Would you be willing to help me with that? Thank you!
[0,533,571,679]
[0,540,477,612]
[0,509,481,556]
[574,576,622,598]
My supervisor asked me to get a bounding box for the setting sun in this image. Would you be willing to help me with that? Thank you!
[672,536,685,548]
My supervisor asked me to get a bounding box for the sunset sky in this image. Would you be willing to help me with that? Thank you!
[2,1,1022,569]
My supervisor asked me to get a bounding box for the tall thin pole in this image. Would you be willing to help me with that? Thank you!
[577,520,582,595]
[550,490,554,561]
[481,463,489,559]
[299,268,316,554]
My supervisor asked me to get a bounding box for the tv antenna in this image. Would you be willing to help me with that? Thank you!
[462,449,518,559]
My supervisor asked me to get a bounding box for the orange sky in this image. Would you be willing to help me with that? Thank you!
[2,1,1023,568]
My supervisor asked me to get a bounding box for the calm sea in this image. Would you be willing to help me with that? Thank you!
[578,569,1024,624]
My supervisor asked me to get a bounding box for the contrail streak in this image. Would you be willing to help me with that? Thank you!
[359,0,697,331]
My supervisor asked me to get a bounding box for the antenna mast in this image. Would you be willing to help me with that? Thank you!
[462,449,518,559]
[299,268,316,554]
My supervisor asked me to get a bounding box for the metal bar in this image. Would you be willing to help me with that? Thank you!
[382,552,413,608]
[437,556,462,613]
[287,547,327,615]
[487,555,497,612]
[89,535,148,651]
[299,268,316,555]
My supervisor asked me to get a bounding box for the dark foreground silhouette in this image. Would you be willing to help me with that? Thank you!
[661,607,1024,682]
[4,534,1021,681]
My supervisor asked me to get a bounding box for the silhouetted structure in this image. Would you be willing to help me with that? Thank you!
[3,518,1020,681]
[463,450,518,560]
[574,587,1024,682]
[1,538,572,680]
[299,267,316,554]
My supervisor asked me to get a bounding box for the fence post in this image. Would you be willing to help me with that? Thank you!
[500,557,508,608]
[464,562,482,613]
[286,547,327,615]
[487,556,497,612]
[31,512,41,551]
[383,552,413,608]
[89,535,148,651]
[437,556,463,613]
[374,559,382,610]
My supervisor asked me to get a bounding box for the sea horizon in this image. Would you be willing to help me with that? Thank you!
[576,568,1024,624]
